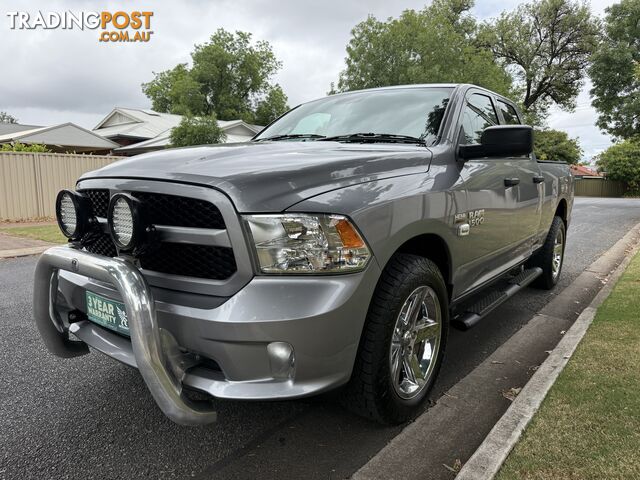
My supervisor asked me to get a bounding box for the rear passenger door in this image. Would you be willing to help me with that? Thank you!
[457,91,520,293]
[495,99,544,260]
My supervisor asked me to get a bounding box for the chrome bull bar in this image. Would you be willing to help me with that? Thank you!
[33,245,217,426]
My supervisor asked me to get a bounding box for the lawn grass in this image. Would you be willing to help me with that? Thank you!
[0,224,66,244]
[497,251,640,480]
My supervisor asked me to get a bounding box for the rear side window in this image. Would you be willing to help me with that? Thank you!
[460,93,498,144]
[497,100,521,125]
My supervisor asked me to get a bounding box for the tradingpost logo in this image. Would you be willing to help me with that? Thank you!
[6,10,154,43]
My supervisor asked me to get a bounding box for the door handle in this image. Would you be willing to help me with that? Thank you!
[533,175,545,184]
[504,178,520,187]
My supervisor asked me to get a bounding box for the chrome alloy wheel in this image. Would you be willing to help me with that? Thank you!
[552,226,565,280]
[389,286,442,400]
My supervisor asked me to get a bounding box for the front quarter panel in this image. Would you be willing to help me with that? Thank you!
[289,162,466,285]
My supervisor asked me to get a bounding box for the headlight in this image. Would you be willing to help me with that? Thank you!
[108,193,144,251]
[55,190,92,240]
[244,214,371,274]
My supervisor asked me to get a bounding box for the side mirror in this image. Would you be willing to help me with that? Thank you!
[458,125,533,160]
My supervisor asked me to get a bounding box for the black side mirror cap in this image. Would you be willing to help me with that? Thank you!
[459,125,533,160]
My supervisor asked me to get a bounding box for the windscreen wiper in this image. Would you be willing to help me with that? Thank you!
[254,133,326,142]
[318,132,426,145]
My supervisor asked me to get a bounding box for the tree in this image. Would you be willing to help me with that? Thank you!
[335,0,513,97]
[142,29,289,124]
[169,115,226,147]
[254,85,288,126]
[589,0,640,140]
[596,138,640,195]
[0,111,17,124]
[534,129,582,163]
[481,0,599,123]
[142,64,206,116]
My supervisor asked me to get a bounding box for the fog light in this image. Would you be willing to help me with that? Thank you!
[267,342,295,380]
[55,190,93,240]
[108,193,145,251]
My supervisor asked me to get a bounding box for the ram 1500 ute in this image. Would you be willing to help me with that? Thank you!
[34,84,573,425]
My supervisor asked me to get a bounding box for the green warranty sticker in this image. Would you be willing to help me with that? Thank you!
[85,291,130,336]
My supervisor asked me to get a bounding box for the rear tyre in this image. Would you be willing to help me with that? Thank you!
[343,254,449,424]
[528,215,566,290]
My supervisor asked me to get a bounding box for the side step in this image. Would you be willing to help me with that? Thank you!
[453,267,542,330]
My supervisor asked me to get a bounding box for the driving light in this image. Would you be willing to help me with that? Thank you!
[55,190,92,240]
[108,194,144,251]
[244,214,371,274]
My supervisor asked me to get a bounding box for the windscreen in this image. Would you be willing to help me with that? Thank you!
[254,87,453,145]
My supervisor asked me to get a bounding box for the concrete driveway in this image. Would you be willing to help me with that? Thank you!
[2,197,640,479]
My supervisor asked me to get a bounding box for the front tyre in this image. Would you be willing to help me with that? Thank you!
[529,215,566,290]
[344,254,449,424]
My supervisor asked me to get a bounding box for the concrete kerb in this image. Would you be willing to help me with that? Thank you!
[0,245,53,259]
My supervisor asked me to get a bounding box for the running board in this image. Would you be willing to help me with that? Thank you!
[453,267,542,330]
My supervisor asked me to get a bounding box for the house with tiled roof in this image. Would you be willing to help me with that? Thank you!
[570,164,603,178]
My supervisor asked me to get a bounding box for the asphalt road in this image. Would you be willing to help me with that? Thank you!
[2,197,640,480]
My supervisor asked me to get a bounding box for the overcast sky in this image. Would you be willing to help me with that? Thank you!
[1,0,616,162]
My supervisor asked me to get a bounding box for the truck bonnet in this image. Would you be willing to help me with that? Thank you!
[80,141,432,212]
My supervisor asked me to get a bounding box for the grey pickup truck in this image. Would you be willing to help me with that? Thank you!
[34,84,573,425]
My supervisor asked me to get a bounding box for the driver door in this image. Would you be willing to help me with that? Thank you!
[456,91,520,294]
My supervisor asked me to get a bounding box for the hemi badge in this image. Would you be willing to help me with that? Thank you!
[454,212,467,224]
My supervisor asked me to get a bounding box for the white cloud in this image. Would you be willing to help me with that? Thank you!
[0,0,616,159]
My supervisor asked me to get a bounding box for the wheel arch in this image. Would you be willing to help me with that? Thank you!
[555,198,568,225]
[390,233,453,299]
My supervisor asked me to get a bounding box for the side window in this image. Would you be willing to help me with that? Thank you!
[497,100,521,125]
[460,94,498,144]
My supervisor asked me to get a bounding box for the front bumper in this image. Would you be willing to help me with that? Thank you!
[34,246,380,424]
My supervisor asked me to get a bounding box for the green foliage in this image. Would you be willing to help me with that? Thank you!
[335,0,513,97]
[480,0,598,124]
[589,0,640,140]
[142,64,206,116]
[169,114,226,147]
[142,29,289,124]
[254,85,288,126]
[0,111,17,124]
[597,138,640,195]
[534,129,582,164]
[0,141,50,152]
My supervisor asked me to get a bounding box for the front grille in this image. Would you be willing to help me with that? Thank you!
[140,243,237,280]
[80,189,236,281]
[80,189,110,217]
[131,192,225,229]
[86,232,117,257]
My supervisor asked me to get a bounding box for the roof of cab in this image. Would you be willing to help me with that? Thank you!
[327,83,510,100]
[328,83,462,97]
